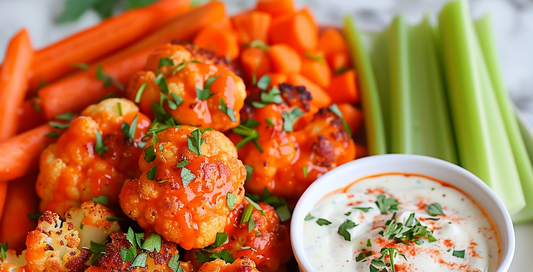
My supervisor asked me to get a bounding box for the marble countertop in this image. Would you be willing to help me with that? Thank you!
[1,0,532,270]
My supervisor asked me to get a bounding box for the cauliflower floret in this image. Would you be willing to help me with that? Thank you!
[120,126,246,250]
[64,201,120,248]
[36,98,152,216]
[185,200,291,272]
[197,256,259,272]
[126,43,246,131]
[87,232,194,272]
[229,83,355,204]
[25,211,92,272]
[0,249,27,272]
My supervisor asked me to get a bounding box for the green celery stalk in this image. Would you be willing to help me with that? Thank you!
[475,16,533,223]
[405,16,458,163]
[438,0,524,214]
[343,16,387,155]
[370,27,392,151]
[388,16,412,153]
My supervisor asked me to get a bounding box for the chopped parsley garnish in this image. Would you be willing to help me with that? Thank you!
[354,207,373,212]
[92,195,109,205]
[147,165,157,180]
[121,115,138,141]
[94,129,108,156]
[176,159,188,168]
[304,214,315,221]
[117,103,123,116]
[367,239,372,247]
[248,40,269,51]
[426,203,445,216]
[180,167,195,187]
[106,216,124,222]
[144,145,156,162]
[304,52,324,61]
[375,194,400,214]
[135,83,147,103]
[452,249,465,258]
[338,219,357,241]
[120,246,136,262]
[131,252,147,267]
[219,98,237,122]
[344,211,352,216]
[48,121,70,129]
[96,65,123,90]
[172,60,200,75]
[265,117,275,127]
[243,118,261,128]
[381,213,437,244]
[45,131,61,138]
[27,213,42,220]
[155,72,169,94]
[329,103,352,137]
[244,164,254,182]
[316,218,332,226]
[212,232,229,248]
[141,233,162,253]
[226,193,236,210]
[187,129,203,156]
[168,254,183,272]
[158,57,174,68]
[195,249,234,264]
[89,241,106,264]
[54,111,73,121]
[252,85,283,108]
[256,74,271,91]
[282,108,304,132]
[151,102,173,122]
[232,124,263,153]
[355,251,372,262]
[196,75,222,100]
[246,188,290,221]
[0,243,7,259]
[303,166,308,177]
[240,204,256,232]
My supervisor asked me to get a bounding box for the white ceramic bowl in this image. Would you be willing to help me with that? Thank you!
[291,154,515,272]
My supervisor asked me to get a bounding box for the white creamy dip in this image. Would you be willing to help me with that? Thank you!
[303,173,500,272]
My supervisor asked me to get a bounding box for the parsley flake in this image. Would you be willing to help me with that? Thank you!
[121,115,138,140]
[375,194,400,214]
[168,254,183,272]
[176,159,188,168]
[180,167,195,187]
[131,252,147,267]
[256,74,271,91]
[282,108,304,132]
[226,193,236,210]
[141,233,162,253]
[452,249,465,258]
[54,111,73,121]
[305,214,315,221]
[158,57,174,68]
[338,220,357,241]
[354,207,373,212]
[147,165,157,180]
[219,98,237,122]
[245,164,254,182]
[94,130,108,156]
[120,246,136,262]
[106,216,124,222]
[89,241,106,264]
[427,203,445,216]
[48,121,70,129]
[187,129,203,156]
[135,83,147,103]
[196,75,222,100]
[0,243,7,259]
[316,218,332,226]
[92,195,109,205]
[155,73,169,94]
[232,125,263,153]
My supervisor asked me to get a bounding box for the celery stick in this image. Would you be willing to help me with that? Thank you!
[388,16,412,153]
[475,16,533,223]
[438,0,524,214]
[343,16,387,155]
[406,16,458,163]
[370,28,392,151]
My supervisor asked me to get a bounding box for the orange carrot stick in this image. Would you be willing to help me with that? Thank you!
[101,1,227,65]
[17,99,47,134]
[256,0,295,17]
[193,25,240,60]
[27,0,191,90]
[327,70,359,104]
[318,28,351,71]
[300,50,331,88]
[231,10,272,44]
[0,124,55,183]
[0,29,33,140]
[267,44,301,73]
[0,172,39,252]
[240,46,270,82]
[269,8,318,52]
[287,73,331,108]
[337,103,363,133]
[39,45,159,120]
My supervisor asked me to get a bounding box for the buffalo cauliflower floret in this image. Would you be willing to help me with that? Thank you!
[64,201,120,248]
[36,98,152,216]
[126,43,246,131]
[197,256,259,272]
[86,232,194,272]
[185,200,291,272]
[24,211,92,272]
[120,126,246,250]
[229,83,355,204]
[0,249,26,272]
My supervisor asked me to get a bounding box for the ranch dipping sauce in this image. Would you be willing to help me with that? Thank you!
[303,173,500,272]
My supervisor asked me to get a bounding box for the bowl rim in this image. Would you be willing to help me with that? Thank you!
[290,154,515,272]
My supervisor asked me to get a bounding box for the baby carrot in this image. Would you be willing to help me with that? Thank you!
[269,7,318,52]
[231,10,272,44]
[267,44,301,73]
[193,25,240,60]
